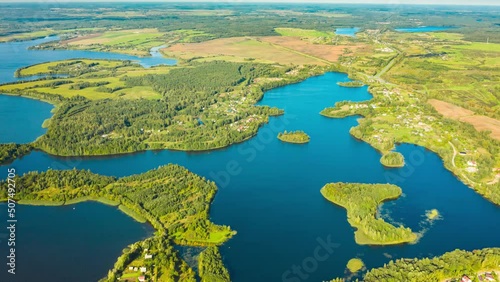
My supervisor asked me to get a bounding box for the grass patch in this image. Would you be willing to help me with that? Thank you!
[17,59,124,77]
[454,42,500,52]
[163,37,328,65]
[1,60,171,100]
[17,199,65,206]
[118,205,147,223]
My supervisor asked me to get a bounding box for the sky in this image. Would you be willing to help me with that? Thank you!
[0,0,499,5]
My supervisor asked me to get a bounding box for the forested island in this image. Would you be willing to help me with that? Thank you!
[380,151,405,168]
[277,130,311,144]
[0,165,234,281]
[320,182,418,245]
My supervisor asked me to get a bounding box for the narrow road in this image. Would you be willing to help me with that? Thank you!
[449,141,477,186]
[449,141,457,168]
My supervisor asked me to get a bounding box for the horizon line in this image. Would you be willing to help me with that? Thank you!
[0,1,499,6]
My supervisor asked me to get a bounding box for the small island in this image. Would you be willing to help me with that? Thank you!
[426,209,440,220]
[347,258,365,273]
[380,151,405,168]
[277,130,310,144]
[337,81,365,88]
[320,182,418,245]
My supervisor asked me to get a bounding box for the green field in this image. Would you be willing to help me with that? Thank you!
[81,29,161,46]
[17,59,124,77]
[2,59,170,100]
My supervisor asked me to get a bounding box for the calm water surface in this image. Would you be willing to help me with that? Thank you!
[395,26,454,33]
[0,202,153,282]
[0,95,53,143]
[0,39,498,281]
[335,28,360,37]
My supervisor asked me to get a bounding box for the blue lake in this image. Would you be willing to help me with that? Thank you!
[0,39,499,281]
[395,26,454,33]
[335,28,360,37]
[0,202,153,282]
[0,95,53,143]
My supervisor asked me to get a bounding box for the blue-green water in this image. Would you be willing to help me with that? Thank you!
[0,96,53,143]
[395,26,454,33]
[0,39,499,281]
[0,202,153,282]
[335,28,360,37]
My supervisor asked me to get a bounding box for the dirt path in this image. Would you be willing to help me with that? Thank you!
[375,45,403,79]
[449,141,457,168]
[449,141,477,185]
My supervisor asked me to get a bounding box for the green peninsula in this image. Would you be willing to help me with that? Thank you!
[0,59,323,157]
[337,81,364,88]
[278,130,310,144]
[320,182,418,245]
[199,246,231,282]
[0,143,32,165]
[0,165,234,281]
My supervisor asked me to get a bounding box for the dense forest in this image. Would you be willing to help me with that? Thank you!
[26,61,295,155]
[0,164,234,245]
[364,248,500,282]
[380,152,405,168]
[277,130,311,144]
[321,182,417,245]
[199,247,231,282]
[0,143,32,164]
